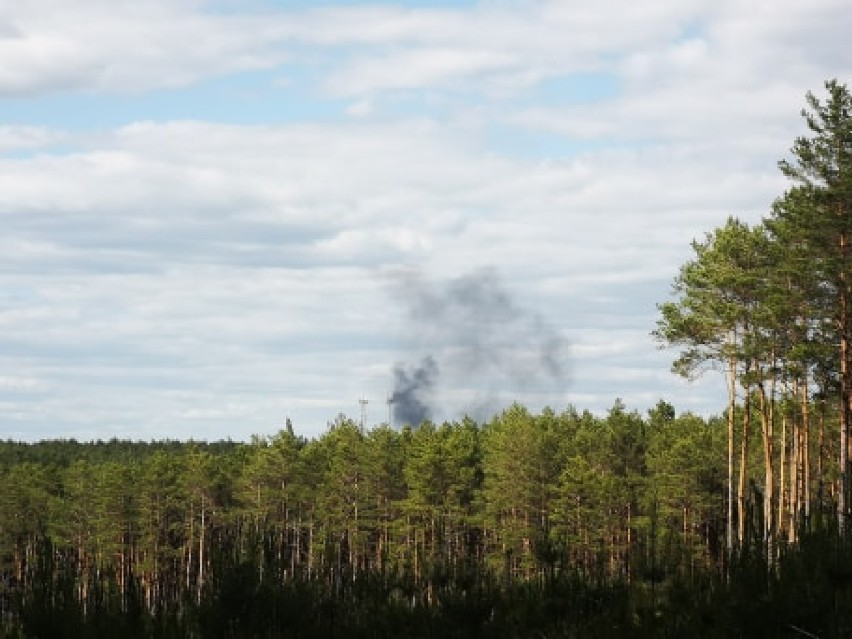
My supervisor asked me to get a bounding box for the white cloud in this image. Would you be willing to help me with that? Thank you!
[0,126,65,153]
[328,47,518,96]
[0,376,41,390]
[0,0,701,97]
[2,0,848,106]
[345,98,373,117]
[0,114,784,438]
[0,0,287,95]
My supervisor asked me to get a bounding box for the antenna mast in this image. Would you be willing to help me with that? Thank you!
[359,397,369,432]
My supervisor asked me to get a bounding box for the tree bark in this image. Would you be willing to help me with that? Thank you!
[841,291,849,530]
[757,383,774,560]
[738,388,751,544]
[726,350,737,556]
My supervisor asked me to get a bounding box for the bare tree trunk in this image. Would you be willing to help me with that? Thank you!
[779,408,788,542]
[818,403,826,511]
[186,506,194,594]
[757,383,774,561]
[738,387,751,544]
[308,519,314,577]
[294,509,301,578]
[788,386,799,543]
[626,502,632,584]
[726,351,737,556]
[802,379,811,525]
[197,495,205,604]
[841,331,849,529]
[839,230,849,531]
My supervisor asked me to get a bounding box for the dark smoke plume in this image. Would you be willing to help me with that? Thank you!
[390,356,438,427]
[387,268,568,426]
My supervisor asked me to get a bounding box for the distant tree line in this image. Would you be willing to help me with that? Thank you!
[3,405,713,622]
[0,400,849,637]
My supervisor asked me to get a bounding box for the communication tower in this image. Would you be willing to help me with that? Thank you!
[359,397,369,432]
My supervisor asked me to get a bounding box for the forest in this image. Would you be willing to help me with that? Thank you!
[0,79,851,637]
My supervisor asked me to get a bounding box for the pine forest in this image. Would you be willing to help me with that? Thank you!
[2,80,852,637]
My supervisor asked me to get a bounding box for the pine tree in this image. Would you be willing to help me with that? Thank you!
[655,218,769,551]
[776,80,852,528]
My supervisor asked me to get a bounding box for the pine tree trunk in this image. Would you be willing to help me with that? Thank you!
[788,393,799,543]
[197,495,205,604]
[737,389,751,544]
[757,383,774,560]
[726,352,737,555]
[818,404,826,510]
[779,408,787,541]
[839,230,849,531]
[802,379,811,525]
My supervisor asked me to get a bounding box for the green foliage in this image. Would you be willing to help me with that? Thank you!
[2,399,852,637]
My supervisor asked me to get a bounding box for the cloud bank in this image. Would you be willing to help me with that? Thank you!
[0,0,850,439]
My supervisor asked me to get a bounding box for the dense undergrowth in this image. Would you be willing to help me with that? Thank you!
[3,523,852,638]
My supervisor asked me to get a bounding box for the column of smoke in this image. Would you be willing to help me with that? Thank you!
[388,268,569,427]
[389,356,438,428]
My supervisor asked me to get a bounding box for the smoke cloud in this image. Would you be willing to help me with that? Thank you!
[387,268,568,426]
[389,356,438,427]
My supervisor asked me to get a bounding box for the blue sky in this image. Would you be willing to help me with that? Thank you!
[1,0,851,441]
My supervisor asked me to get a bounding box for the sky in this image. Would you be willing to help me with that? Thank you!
[1,0,851,442]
